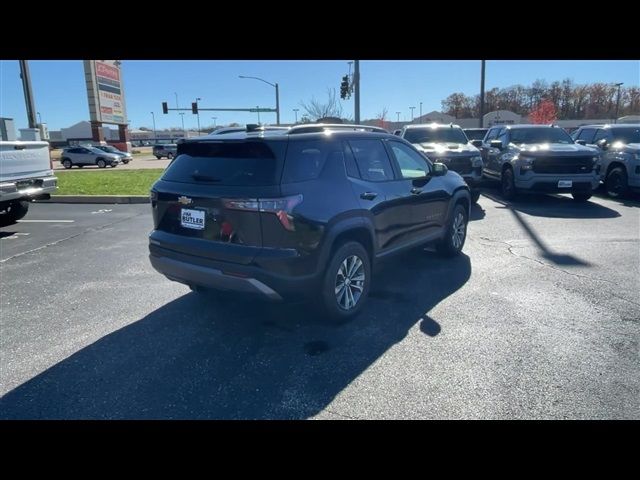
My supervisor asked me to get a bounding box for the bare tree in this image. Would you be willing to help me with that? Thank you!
[376,107,389,129]
[300,88,343,122]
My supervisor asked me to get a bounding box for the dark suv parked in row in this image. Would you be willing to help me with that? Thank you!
[398,124,483,203]
[479,124,600,201]
[571,124,640,198]
[148,125,471,320]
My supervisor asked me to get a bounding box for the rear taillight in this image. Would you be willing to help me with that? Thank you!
[224,194,303,231]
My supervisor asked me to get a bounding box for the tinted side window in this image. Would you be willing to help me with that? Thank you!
[497,128,509,144]
[388,141,429,179]
[485,128,499,141]
[348,139,395,182]
[593,129,611,143]
[342,142,360,178]
[577,128,596,143]
[282,140,337,183]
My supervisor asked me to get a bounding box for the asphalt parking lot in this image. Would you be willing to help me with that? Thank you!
[1,189,638,419]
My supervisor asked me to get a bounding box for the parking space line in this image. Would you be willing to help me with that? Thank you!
[17,220,75,223]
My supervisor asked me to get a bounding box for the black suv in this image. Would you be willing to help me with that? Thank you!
[148,125,471,320]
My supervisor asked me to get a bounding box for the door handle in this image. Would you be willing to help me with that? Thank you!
[410,187,422,195]
[360,192,378,200]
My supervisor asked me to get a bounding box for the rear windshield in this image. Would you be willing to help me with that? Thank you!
[464,129,488,140]
[162,141,280,186]
[404,127,468,144]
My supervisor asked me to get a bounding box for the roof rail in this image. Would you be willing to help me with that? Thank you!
[288,123,388,135]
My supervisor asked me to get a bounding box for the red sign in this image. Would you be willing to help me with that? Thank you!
[100,106,114,115]
[96,62,120,82]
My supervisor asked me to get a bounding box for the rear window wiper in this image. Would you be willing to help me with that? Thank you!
[191,174,222,182]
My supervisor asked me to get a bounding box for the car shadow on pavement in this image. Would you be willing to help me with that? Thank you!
[470,203,486,221]
[481,188,621,219]
[592,185,640,208]
[0,250,471,419]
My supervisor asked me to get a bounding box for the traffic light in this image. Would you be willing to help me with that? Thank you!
[162,102,168,114]
[191,102,198,114]
[340,75,350,99]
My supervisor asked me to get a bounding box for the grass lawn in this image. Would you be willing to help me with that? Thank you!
[55,169,164,196]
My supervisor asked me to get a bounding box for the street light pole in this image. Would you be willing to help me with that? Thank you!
[256,107,261,124]
[151,111,157,142]
[409,106,415,123]
[212,117,217,128]
[396,112,401,123]
[354,60,361,124]
[479,60,486,128]
[419,102,422,123]
[293,109,299,123]
[174,92,179,109]
[614,82,624,123]
[37,112,42,125]
[196,97,202,135]
[179,112,185,138]
[239,75,280,125]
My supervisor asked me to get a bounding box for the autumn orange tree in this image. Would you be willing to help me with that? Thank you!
[529,99,557,124]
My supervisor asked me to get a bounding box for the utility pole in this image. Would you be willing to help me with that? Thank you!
[19,60,37,129]
[614,82,624,123]
[419,102,422,123]
[409,106,416,123]
[179,112,185,138]
[212,117,217,128]
[293,108,299,124]
[354,60,361,123]
[396,111,401,123]
[195,97,202,135]
[479,60,486,128]
[275,83,280,125]
[151,111,157,141]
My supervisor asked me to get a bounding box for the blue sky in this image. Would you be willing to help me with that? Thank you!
[1,60,638,132]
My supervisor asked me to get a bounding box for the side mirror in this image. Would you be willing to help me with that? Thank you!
[575,139,586,146]
[432,162,448,177]
[470,139,483,148]
[490,140,503,150]
[596,138,608,150]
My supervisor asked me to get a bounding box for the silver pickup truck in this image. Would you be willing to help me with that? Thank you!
[0,141,57,225]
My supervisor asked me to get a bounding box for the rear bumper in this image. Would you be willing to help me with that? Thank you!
[148,239,321,301]
[0,175,57,203]
[149,253,283,300]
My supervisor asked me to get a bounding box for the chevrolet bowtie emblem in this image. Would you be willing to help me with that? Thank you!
[178,196,192,205]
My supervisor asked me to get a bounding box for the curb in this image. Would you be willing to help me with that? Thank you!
[38,195,149,204]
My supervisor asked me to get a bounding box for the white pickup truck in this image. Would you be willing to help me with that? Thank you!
[0,141,58,226]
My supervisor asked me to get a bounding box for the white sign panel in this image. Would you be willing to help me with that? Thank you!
[84,60,128,125]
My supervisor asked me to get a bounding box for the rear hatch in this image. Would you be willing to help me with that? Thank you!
[151,139,286,265]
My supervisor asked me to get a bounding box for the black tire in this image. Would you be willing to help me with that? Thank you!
[155,156,162,160]
[167,152,174,160]
[605,167,628,198]
[62,158,72,169]
[97,159,107,168]
[572,192,592,202]
[0,200,29,226]
[470,190,481,204]
[500,167,517,200]
[122,160,130,164]
[319,241,371,322]
[436,203,468,257]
